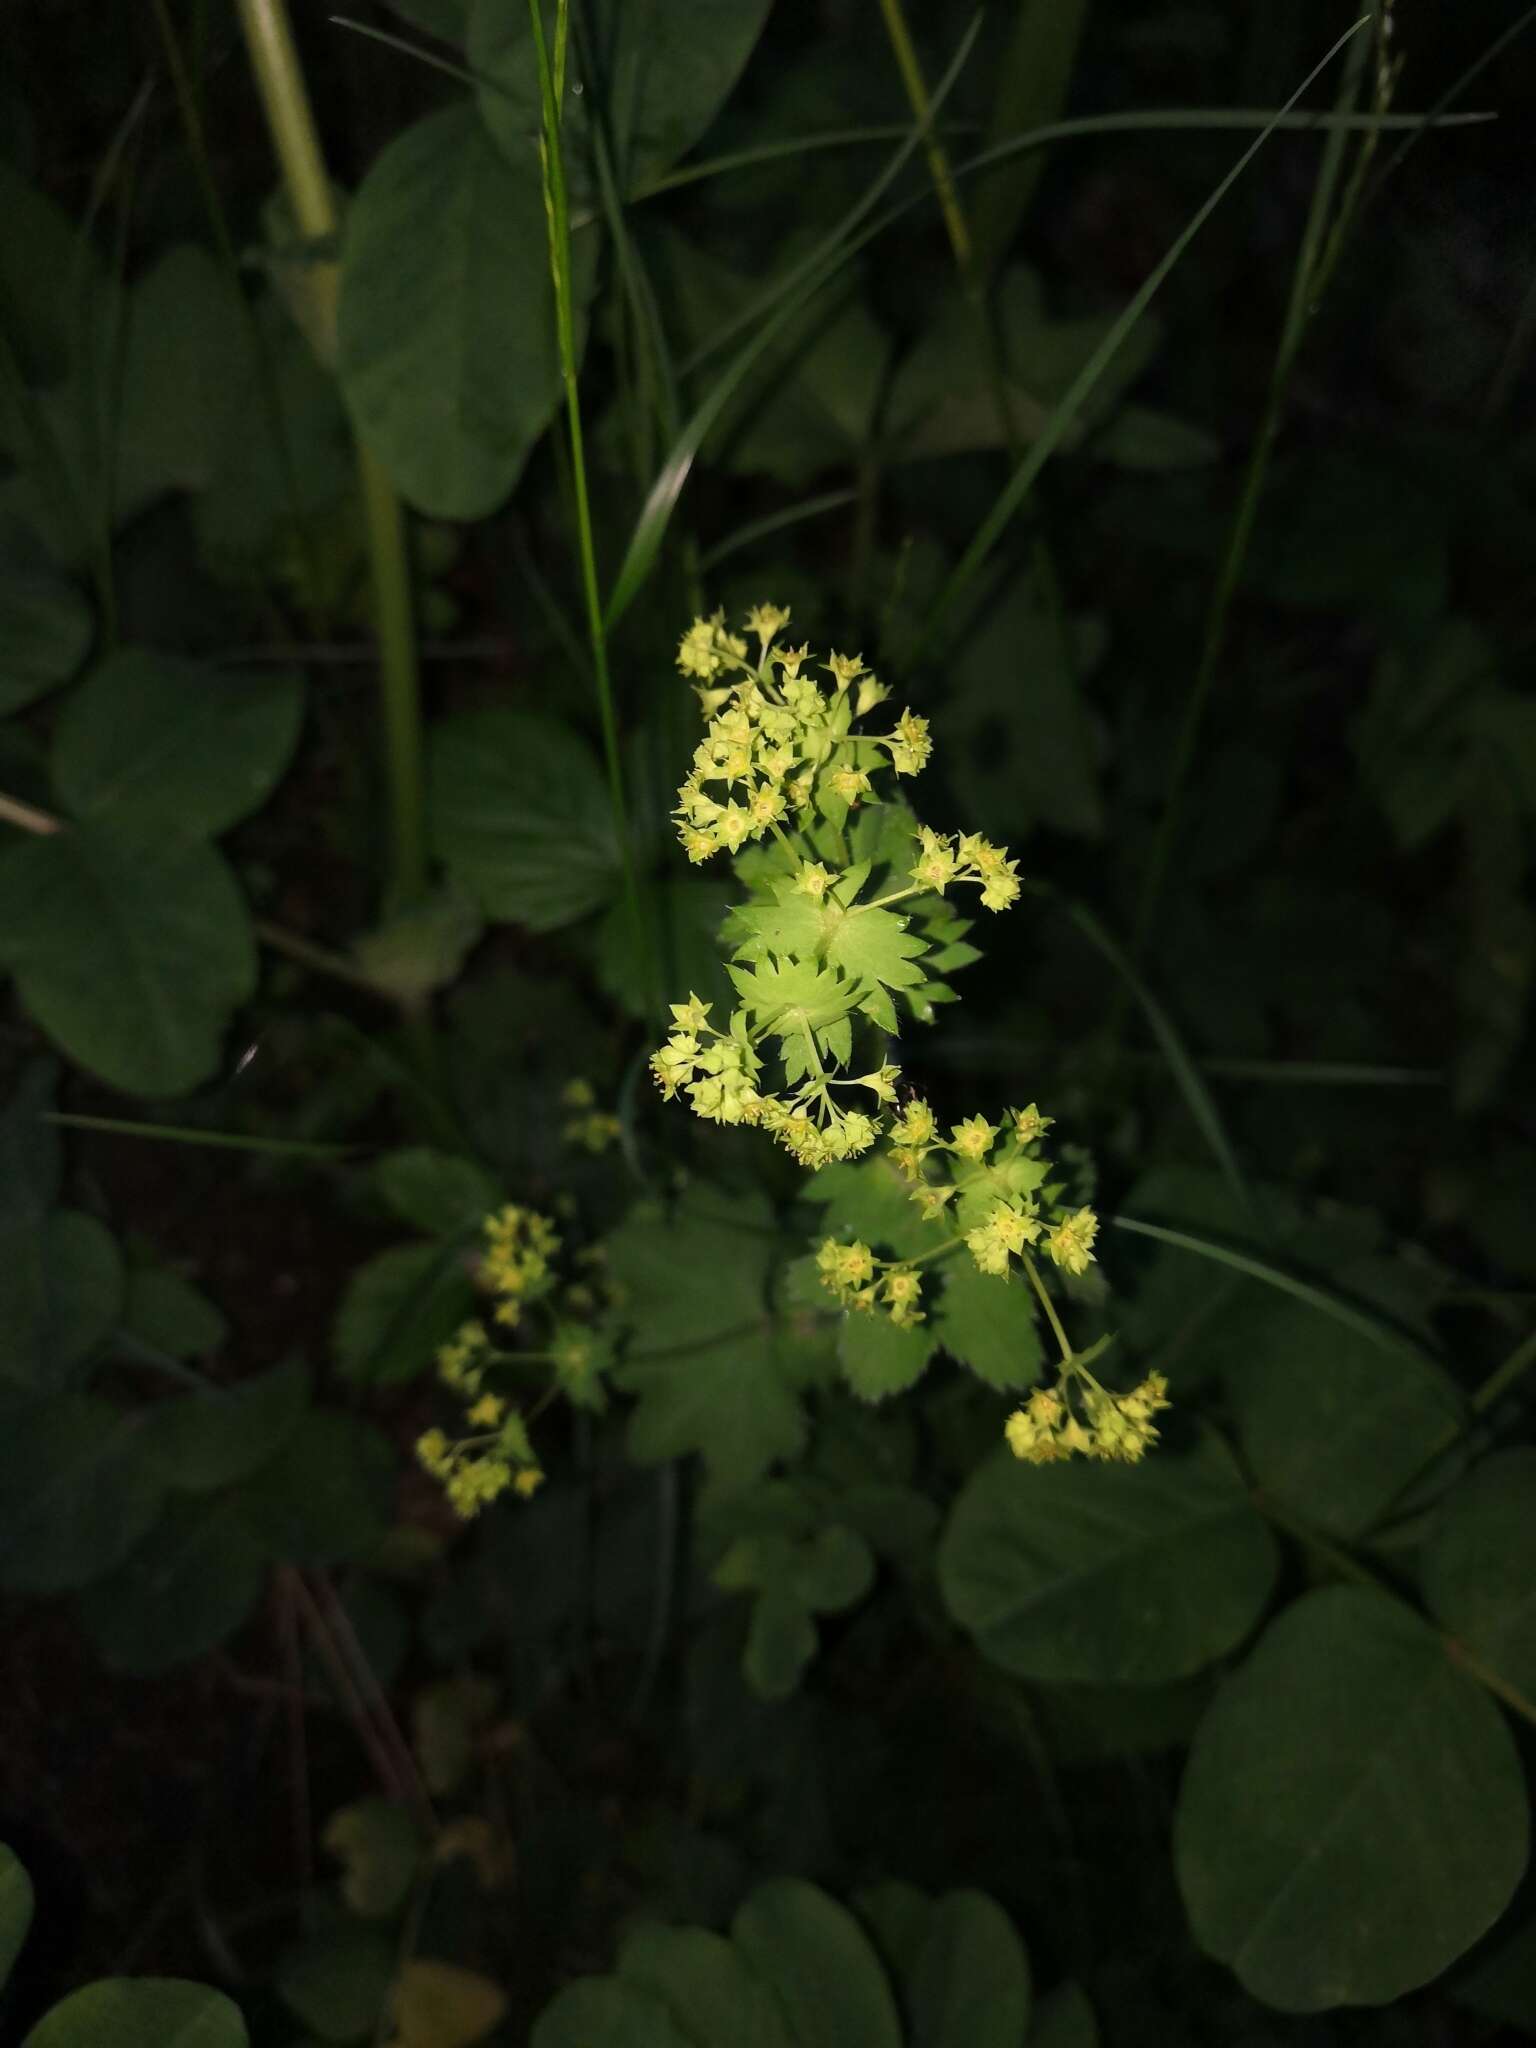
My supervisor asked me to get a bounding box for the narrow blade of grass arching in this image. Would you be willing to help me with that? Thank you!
[909,18,1372,671]
[525,0,653,1013]
[1372,1,1536,191]
[45,1112,360,1160]
[603,16,984,630]
[237,0,428,908]
[1110,1215,1445,1369]
[701,489,860,574]
[328,13,489,93]
[1046,889,1260,1230]
[1130,17,1374,963]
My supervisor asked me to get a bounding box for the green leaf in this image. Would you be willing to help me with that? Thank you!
[430,707,620,932]
[732,1878,902,2048]
[0,161,100,380]
[1028,1982,1097,2048]
[939,1433,1278,1684]
[0,1196,123,1392]
[0,1842,34,1995]
[323,1798,423,1919]
[933,1262,1045,1392]
[1423,1449,1536,1700]
[335,1241,479,1387]
[338,102,596,518]
[1175,1586,1528,2012]
[609,1189,804,1491]
[909,1890,1031,2048]
[804,1155,931,1263]
[122,1265,227,1361]
[0,562,92,714]
[533,1979,694,2048]
[277,1925,396,2043]
[142,1358,309,1491]
[373,1147,499,1238]
[1219,1296,1464,1539]
[0,822,256,1097]
[0,1396,163,1593]
[470,0,771,192]
[791,1524,875,1611]
[825,905,928,997]
[728,956,850,1038]
[52,650,303,838]
[114,245,256,503]
[619,1923,794,2048]
[742,1590,819,1701]
[23,1980,249,2048]
[235,1410,393,1566]
[77,1495,267,1673]
[838,1311,938,1402]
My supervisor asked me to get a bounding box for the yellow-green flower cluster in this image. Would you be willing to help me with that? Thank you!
[814,1236,927,1326]
[908,827,1021,913]
[415,1202,612,1517]
[561,1077,621,1155]
[480,1203,560,1330]
[672,606,929,865]
[417,1407,543,1517]
[882,1098,1097,1288]
[655,606,1021,1173]
[1005,1369,1170,1466]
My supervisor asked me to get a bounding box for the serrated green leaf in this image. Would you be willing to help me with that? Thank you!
[803,1154,930,1262]
[1175,1586,1528,2012]
[939,1432,1278,1684]
[838,1311,938,1401]
[52,650,303,838]
[338,102,596,518]
[78,1494,267,1673]
[373,1148,499,1238]
[728,956,850,1037]
[0,822,255,1097]
[934,1261,1045,1391]
[430,707,620,932]
[825,904,928,995]
[335,1242,478,1387]
[608,1189,803,1491]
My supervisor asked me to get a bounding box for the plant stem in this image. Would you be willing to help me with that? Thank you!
[876,0,972,269]
[1129,19,1373,962]
[526,0,651,1011]
[1021,1250,1074,1362]
[235,0,428,909]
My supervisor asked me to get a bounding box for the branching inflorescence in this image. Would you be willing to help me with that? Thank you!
[653,605,1172,1466]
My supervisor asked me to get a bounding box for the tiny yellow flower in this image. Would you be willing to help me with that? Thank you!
[466,1393,506,1429]
[793,861,834,900]
[952,1114,999,1162]
[670,992,713,1034]
[513,1468,545,1499]
[1048,1207,1099,1278]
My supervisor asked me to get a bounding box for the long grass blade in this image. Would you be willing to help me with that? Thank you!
[1110,1214,1442,1367]
[910,19,1372,667]
[602,14,984,630]
[700,488,859,572]
[46,1111,358,1159]
[1048,890,1258,1227]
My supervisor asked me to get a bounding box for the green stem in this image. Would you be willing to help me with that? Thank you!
[1471,1322,1536,1418]
[1129,20,1372,962]
[235,0,428,909]
[876,0,972,269]
[1021,1250,1073,1363]
[526,0,651,1011]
